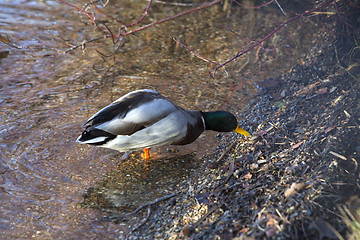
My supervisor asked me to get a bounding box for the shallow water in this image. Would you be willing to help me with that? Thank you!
[1,0,325,238]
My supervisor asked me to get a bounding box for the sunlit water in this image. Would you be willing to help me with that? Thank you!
[1,0,322,238]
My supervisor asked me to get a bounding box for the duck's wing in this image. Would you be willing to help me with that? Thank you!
[82,89,178,136]
[101,109,205,151]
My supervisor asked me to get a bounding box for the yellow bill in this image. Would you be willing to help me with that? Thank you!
[234,125,250,136]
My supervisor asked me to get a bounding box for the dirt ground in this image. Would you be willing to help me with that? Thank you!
[83,2,360,239]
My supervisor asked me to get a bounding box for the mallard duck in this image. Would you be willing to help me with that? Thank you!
[76,89,250,159]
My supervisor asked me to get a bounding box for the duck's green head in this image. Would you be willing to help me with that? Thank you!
[202,111,250,136]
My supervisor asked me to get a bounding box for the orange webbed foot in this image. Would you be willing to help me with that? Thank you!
[140,148,150,160]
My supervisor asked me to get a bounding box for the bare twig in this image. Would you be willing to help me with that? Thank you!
[153,1,199,7]
[209,140,238,168]
[227,28,287,54]
[0,34,23,49]
[213,0,336,74]
[129,205,152,233]
[126,192,178,216]
[224,160,235,183]
[333,1,353,29]
[233,0,274,9]
[121,0,222,37]
[86,0,126,25]
[64,36,104,53]
[334,44,358,80]
[191,204,219,228]
[329,151,347,160]
[172,38,219,65]
[56,0,108,35]
[274,0,286,15]
[58,0,222,53]
[126,0,153,28]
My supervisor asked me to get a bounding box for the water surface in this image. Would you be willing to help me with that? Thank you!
[0,0,323,238]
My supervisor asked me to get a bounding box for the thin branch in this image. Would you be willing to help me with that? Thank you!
[129,205,152,233]
[95,37,124,57]
[120,0,222,37]
[172,38,219,65]
[186,204,220,231]
[214,0,336,74]
[233,0,285,15]
[209,140,238,169]
[126,0,153,28]
[58,0,222,53]
[227,28,286,52]
[334,1,353,29]
[64,36,104,53]
[87,0,126,25]
[126,192,178,216]
[233,0,274,9]
[56,0,107,35]
[152,1,200,7]
[274,0,286,15]
[334,44,357,80]
[0,34,23,49]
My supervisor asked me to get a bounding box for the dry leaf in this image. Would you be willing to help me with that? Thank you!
[295,82,320,96]
[316,87,327,94]
[243,172,252,180]
[292,182,306,191]
[0,34,9,44]
[324,126,335,133]
[238,227,250,234]
[285,182,306,198]
[284,188,296,198]
[292,140,305,149]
